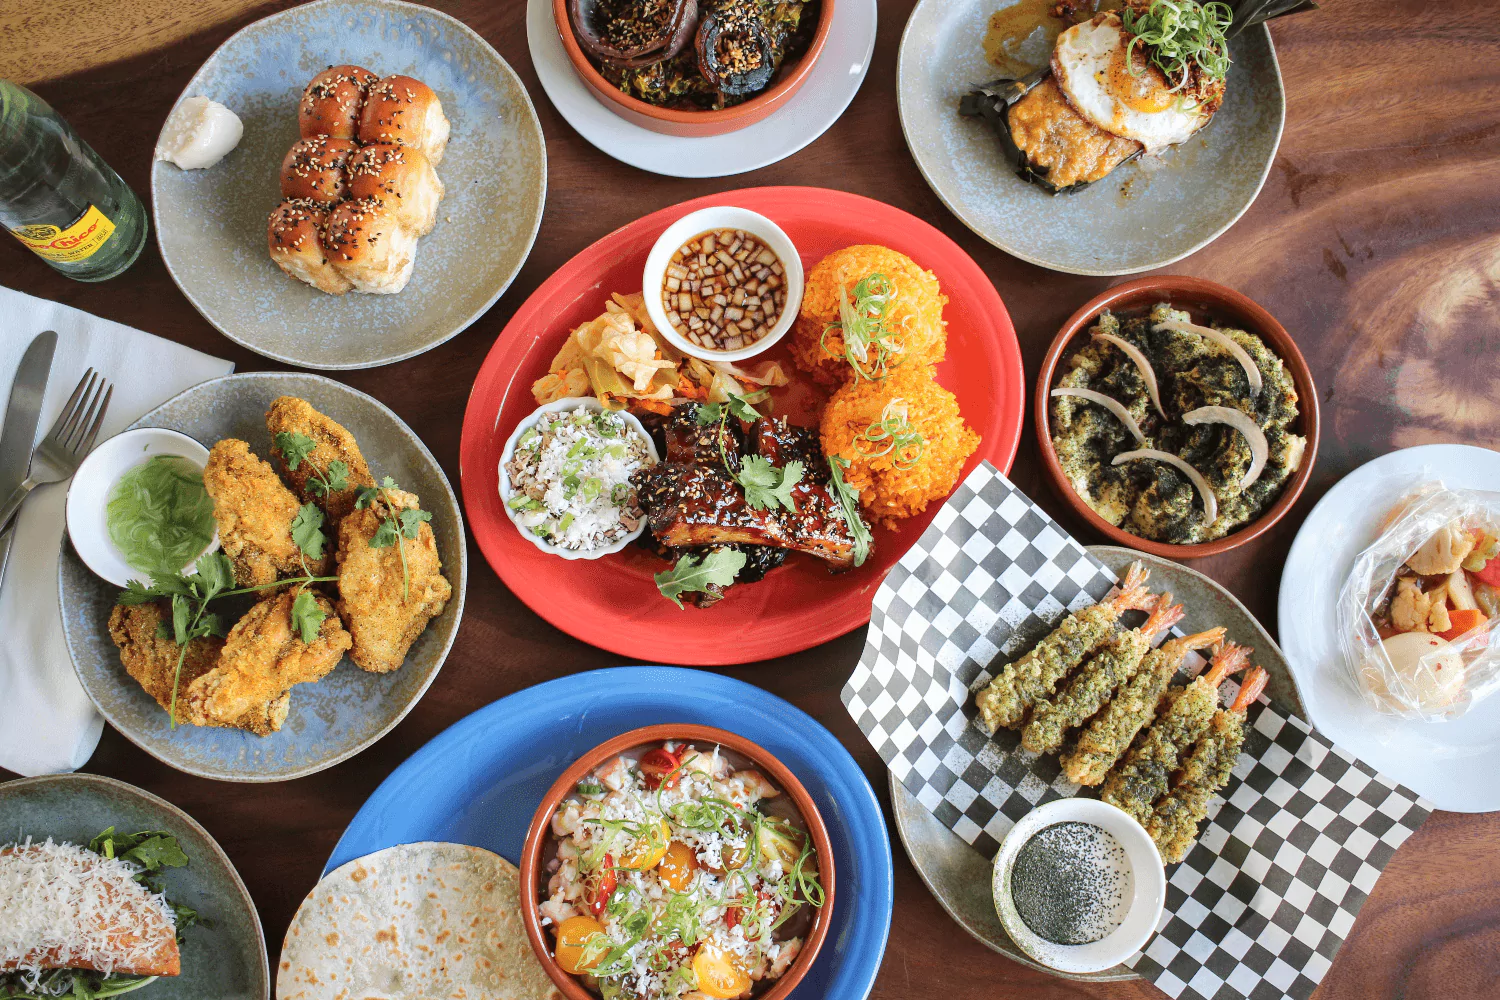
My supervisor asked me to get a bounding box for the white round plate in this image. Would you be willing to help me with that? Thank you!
[525,0,876,178]
[897,0,1284,276]
[65,427,219,589]
[1278,443,1500,813]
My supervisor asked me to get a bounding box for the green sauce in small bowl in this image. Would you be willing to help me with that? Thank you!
[106,454,216,580]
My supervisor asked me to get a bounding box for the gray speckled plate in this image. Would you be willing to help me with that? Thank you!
[152,0,547,369]
[58,373,466,782]
[898,0,1284,276]
[0,773,269,999]
[891,546,1306,980]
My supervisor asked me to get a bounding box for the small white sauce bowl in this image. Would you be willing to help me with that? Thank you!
[991,797,1166,975]
[65,427,220,589]
[498,397,660,561]
[642,205,804,364]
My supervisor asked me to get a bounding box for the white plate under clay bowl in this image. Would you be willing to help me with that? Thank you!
[525,0,876,178]
[1279,443,1500,813]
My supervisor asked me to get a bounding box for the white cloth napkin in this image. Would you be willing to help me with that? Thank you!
[0,285,233,776]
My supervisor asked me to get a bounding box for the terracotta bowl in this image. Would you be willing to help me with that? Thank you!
[519,723,836,1000]
[1036,275,1320,560]
[552,0,835,137]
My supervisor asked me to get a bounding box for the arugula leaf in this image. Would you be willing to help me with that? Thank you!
[290,502,327,559]
[737,456,803,512]
[654,549,747,608]
[273,430,317,471]
[290,589,326,645]
[398,507,432,540]
[122,835,189,871]
[827,456,873,568]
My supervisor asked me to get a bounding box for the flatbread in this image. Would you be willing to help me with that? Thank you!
[276,842,561,1000]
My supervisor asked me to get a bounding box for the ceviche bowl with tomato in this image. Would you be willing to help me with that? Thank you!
[520,724,835,1000]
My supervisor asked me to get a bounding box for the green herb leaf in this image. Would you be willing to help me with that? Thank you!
[369,518,399,549]
[654,548,747,608]
[695,402,723,425]
[726,392,762,423]
[273,431,317,471]
[188,552,235,597]
[170,594,190,646]
[290,503,327,559]
[324,460,350,493]
[737,456,803,512]
[118,579,162,606]
[290,589,326,645]
[121,835,189,872]
[828,456,873,568]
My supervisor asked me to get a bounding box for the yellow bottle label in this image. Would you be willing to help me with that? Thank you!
[9,205,116,262]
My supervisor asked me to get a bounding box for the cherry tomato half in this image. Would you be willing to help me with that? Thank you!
[554,915,606,974]
[659,840,700,890]
[588,853,617,916]
[620,820,672,871]
[640,747,683,790]
[693,945,751,999]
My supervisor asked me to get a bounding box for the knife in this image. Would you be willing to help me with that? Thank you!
[0,331,58,591]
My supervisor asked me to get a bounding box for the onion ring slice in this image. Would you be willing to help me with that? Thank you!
[1112,449,1219,524]
[1182,405,1269,489]
[1153,319,1263,397]
[1050,387,1145,443]
[1092,333,1165,418]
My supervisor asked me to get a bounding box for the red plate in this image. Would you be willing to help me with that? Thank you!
[459,187,1023,664]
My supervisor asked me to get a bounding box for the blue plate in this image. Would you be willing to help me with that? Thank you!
[327,666,894,1000]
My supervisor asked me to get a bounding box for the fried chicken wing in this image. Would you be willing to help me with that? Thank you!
[336,487,451,673]
[107,602,290,735]
[182,588,350,730]
[204,439,331,587]
[266,395,376,530]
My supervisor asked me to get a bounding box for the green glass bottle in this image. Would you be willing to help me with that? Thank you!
[0,79,148,281]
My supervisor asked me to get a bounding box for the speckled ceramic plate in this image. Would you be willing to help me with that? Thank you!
[897,0,1284,276]
[152,0,546,369]
[0,773,269,999]
[58,373,466,782]
[890,546,1306,980]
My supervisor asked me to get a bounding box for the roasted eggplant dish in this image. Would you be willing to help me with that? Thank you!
[1049,302,1306,544]
[960,0,1315,194]
[569,0,819,110]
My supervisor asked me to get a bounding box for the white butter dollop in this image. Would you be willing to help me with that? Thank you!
[154,96,243,170]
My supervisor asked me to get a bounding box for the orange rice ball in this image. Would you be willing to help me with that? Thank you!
[820,366,980,531]
[790,245,948,386]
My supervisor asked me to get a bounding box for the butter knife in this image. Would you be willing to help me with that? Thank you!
[0,331,58,591]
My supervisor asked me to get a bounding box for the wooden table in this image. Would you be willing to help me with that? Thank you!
[4,1,1499,997]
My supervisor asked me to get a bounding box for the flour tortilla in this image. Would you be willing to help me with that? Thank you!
[276,842,561,1000]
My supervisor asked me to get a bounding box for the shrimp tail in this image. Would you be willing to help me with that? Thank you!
[1142,595,1185,642]
[1177,627,1226,653]
[1231,666,1269,712]
[1204,641,1252,688]
[1106,562,1154,613]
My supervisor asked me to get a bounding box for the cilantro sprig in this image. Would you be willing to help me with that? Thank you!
[118,551,336,727]
[695,394,804,513]
[355,477,432,602]
[654,548,747,609]
[273,430,350,499]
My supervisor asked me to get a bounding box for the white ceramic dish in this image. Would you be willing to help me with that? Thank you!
[65,428,219,589]
[991,798,1165,975]
[1279,443,1500,813]
[642,206,804,363]
[524,0,876,178]
[497,397,659,561]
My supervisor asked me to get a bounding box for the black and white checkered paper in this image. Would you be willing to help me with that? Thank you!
[842,463,1432,1000]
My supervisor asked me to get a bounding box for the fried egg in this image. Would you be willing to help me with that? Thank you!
[1051,14,1213,153]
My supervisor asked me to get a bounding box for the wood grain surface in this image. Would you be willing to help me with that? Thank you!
[3,1,1499,998]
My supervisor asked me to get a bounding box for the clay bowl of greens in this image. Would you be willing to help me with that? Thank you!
[519,723,834,1000]
[1036,275,1319,560]
[553,0,834,137]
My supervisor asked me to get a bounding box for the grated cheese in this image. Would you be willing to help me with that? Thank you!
[0,839,177,987]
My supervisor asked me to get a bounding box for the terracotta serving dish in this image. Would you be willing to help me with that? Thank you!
[1036,275,1320,560]
[519,723,836,1000]
[552,0,835,137]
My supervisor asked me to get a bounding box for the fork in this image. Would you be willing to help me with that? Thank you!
[0,368,113,531]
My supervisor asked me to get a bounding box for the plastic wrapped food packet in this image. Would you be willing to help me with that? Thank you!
[1337,482,1500,720]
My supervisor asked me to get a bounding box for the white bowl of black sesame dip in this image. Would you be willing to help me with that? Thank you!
[990,798,1165,974]
[643,206,804,363]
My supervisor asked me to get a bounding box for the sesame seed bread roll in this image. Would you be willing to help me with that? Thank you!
[279,136,359,206]
[268,199,352,295]
[323,197,417,295]
[358,75,450,165]
[298,64,378,140]
[346,143,445,236]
